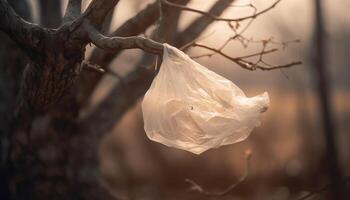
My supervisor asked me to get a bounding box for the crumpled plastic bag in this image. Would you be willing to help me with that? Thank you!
[141,43,269,154]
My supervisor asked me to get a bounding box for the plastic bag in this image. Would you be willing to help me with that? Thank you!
[141,43,269,154]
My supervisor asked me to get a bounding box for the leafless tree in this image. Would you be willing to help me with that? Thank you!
[0,0,300,199]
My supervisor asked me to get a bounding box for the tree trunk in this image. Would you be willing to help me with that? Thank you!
[0,1,31,199]
[313,0,344,199]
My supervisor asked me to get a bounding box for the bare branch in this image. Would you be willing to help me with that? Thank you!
[89,1,159,66]
[73,1,162,108]
[112,2,159,37]
[186,150,252,197]
[181,7,301,71]
[191,47,277,59]
[156,0,164,40]
[193,43,301,71]
[0,0,45,55]
[81,60,105,73]
[63,0,82,23]
[8,0,32,21]
[39,0,62,28]
[152,0,191,71]
[85,22,163,56]
[176,0,235,48]
[77,0,192,136]
[161,0,282,22]
[84,0,120,29]
[100,8,115,34]
[78,66,154,136]
[79,0,298,139]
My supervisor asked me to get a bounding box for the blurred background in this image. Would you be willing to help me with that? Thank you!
[2,0,350,199]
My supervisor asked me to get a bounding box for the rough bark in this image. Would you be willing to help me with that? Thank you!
[0,0,122,116]
[0,0,121,199]
[0,2,32,199]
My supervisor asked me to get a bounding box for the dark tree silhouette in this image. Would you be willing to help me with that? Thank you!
[312,0,345,199]
[0,0,300,199]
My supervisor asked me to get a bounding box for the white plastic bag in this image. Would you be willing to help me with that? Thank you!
[142,43,269,154]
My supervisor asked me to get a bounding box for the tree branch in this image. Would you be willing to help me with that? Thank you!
[109,1,159,37]
[84,0,120,29]
[151,0,191,70]
[63,0,82,23]
[0,0,45,55]
[89,0,233,70]
[89,1,160,66]
[100,7,115,34]
[39,0,62,28]
[176,0,235,48]
[85,22,164,56]
[78,0,300,142]
[161,0,282,22]
[78,0,240,133]
[186,150,252,197]
[78,66,154,136]
[77,0,190,137]
[193,42,302,71]
[72,1,161,109]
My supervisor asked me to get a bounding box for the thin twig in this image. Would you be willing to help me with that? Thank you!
[82,60,105,73]
[191,48,277,59]
[193,43,302,71]
[161,0,282,22]
[180,30,216,51]
[81,60,125,80]
[185,149,252,197]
